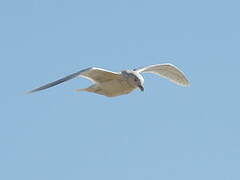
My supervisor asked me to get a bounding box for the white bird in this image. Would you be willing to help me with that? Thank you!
[28,63,190,97]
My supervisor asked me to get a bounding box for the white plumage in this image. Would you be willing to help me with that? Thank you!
[28,64,190,97]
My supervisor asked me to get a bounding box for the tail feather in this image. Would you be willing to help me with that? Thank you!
[75,88,88,92]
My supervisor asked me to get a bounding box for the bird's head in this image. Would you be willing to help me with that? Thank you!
[121,70,144,91]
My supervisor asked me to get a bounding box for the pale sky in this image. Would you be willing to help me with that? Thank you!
[1,0,240,180]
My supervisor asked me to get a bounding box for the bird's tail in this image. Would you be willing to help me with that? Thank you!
[75,88,87,92]
[75,87,96,92]
[76,84,99,93]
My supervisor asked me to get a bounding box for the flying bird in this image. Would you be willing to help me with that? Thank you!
[28,64,190,97]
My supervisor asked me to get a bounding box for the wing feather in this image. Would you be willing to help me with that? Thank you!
[27,67,120,93]
[80,68,121,82]
[135,64,190,87]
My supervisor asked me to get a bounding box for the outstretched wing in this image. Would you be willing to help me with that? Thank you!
[27,67,121,94]
[135,64,190,86]
[79,68,121,82]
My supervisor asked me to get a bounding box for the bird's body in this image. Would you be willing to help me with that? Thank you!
[28,64,190,97]
[76,77,136,97]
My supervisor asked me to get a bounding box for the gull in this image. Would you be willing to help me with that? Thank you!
[28,63,190,97]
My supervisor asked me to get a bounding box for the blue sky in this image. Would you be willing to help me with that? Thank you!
[1,0,240,179]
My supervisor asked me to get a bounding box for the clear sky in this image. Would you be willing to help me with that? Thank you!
[1,0,240,179]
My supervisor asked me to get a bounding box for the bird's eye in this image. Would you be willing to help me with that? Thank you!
[134,79,137,82]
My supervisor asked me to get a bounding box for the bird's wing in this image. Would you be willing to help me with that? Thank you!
[27,67,121,93]
[135,64,190,86]
[79,67,121,82]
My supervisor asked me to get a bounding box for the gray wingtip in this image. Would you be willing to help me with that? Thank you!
[26,90,37,94]
[26,67,94,94]
[25,88,41,94]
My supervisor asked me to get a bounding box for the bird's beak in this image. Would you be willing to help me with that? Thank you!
[138,85,144,92]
